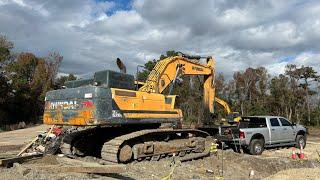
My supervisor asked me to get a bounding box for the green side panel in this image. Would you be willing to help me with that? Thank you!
[64,70,134,89]
[94,70,134,90]
[65,79,93,88]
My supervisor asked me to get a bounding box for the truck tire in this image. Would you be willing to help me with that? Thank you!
[249,139,264,155]
[295,135,306,149]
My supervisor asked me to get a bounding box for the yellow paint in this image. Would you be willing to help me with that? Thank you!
[112,88,182,119]
[139,56,212,94]
[138,56,216,114]
[123,113,180,119]
[215,97,232,114]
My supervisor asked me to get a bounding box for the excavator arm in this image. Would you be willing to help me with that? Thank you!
[215,97,232,114]
[215,97,241,123]
[139,55,216,113]
[138,55,240,122]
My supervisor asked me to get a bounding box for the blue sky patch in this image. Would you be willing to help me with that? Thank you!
[279,56,296,62]
[96,0,133,16]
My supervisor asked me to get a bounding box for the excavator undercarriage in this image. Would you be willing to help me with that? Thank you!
[46,125,210,163]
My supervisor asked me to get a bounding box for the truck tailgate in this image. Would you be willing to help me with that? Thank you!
[217,125,240,141]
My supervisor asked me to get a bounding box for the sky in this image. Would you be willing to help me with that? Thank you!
[0,0,319,79]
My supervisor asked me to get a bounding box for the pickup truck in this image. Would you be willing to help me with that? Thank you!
[217,116,308,155]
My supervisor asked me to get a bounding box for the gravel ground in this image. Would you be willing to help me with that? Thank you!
[0,124,50,147]
[265,168,320,180]
[0,149,319,180]
[123,150,319,180]
[0,125,319,180]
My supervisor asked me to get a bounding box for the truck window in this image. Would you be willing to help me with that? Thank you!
[279,118,291,126]
[270,118,280,126]
[240,117,267,128]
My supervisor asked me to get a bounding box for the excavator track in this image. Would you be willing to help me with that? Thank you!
[101,129,210,163]
[59,126,97,157]
[56,126,210,163]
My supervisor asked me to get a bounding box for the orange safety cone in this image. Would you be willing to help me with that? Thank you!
[299,144,305,159]
[291,147,297,159]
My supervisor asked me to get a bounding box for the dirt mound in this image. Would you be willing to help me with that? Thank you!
[265,167,320,180]
[0,126,319,179]
[123,150,319,180]
[0,163,90,180]
[0,150,319,180]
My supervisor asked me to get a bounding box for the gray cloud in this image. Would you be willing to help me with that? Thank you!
[0,0,319,79]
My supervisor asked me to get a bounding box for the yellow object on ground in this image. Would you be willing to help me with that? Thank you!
[210,143,218,154]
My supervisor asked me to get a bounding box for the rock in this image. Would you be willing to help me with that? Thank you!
[191,174,200,179]
[206,169,214,174]
[17,122,26,129]
[22,168,31,176]
[12,162,20,168]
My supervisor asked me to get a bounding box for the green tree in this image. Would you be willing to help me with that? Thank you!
[285,65,319,124]
[297,66,319,123]
[0,35,13,65]
[55,74,77,88]
[137,59,157,82]
[0,35,14,125]
[5,52,62,123]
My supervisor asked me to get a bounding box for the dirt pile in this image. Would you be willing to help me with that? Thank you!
[0,163,90,180]
[265,168,320,180]
[0,150,319,180]
[0,125,319,179]
[124,150,319,180]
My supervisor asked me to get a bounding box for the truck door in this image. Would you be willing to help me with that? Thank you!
[269,118,282,143]
[279,118,296,142]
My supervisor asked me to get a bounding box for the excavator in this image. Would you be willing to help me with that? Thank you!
[43,54,239,163]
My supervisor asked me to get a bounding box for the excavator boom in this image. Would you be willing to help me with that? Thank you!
[138,55,239,122]
[139,56,216,113]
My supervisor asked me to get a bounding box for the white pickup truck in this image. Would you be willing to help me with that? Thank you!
[217,116,308,155]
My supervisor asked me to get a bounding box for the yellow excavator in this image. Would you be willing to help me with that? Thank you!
[43,54,240,163]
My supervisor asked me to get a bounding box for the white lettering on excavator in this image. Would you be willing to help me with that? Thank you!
[112,110,123,118]
[49,101,78,110]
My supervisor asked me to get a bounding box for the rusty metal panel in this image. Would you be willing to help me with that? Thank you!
[44,86,114,125]
[114,90,136,97]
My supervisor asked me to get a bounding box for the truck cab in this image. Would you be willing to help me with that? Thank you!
[218,116,307,155]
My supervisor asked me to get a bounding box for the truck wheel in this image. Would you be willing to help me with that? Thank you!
[242,146,250,154]
[295,135,306,149]
[249,139,264,155]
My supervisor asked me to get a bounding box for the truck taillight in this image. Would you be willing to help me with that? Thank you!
[239,131,245,139]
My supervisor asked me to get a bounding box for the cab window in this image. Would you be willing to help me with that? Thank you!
[240,117,267,128]
[279,118,291,126]
[270,118,280,126]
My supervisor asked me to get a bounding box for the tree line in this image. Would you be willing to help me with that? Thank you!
[138,51,320,126]
[0,35,76,130]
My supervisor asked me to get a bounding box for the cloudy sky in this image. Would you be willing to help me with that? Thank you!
[0,0,319,78]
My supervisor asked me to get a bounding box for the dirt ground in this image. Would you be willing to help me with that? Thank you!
[0,125,319,180]
[0,124,50,147]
